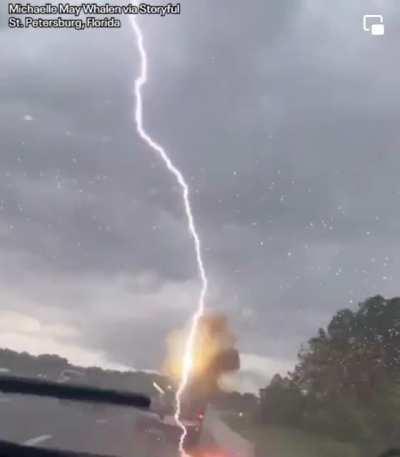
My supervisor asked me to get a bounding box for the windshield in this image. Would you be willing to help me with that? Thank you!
[0,2,399,457]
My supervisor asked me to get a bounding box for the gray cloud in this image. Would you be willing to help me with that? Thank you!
[1,0,400,387]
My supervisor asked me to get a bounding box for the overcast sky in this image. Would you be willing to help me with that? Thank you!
[0,0,399,393]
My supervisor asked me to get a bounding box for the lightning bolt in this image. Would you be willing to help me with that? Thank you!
[129,15,208,457]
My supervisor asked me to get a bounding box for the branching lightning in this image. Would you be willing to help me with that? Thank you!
[129,15,208,457]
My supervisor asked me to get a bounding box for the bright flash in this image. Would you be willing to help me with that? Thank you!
[164,314,236,385]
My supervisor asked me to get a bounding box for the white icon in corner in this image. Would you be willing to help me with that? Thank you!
[363,15,384,36]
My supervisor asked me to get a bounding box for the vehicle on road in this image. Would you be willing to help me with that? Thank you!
[135,410,203,450]
[134,387,207,452]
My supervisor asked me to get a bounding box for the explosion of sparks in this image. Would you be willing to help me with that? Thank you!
[129,14,208,457]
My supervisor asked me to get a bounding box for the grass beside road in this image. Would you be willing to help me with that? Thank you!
[223,415,361,457]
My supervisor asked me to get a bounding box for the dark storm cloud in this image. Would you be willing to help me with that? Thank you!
[1,0,400,387]
[135,0,400,363]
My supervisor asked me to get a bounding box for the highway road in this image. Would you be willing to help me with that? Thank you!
[0,397,254,457]
[0,396,148,456]
[203,408,255,457]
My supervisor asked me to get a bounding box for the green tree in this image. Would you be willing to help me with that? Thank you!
[259,295,400,449]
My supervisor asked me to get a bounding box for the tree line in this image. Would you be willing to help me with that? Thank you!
[0,348,167,396]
